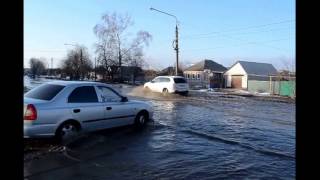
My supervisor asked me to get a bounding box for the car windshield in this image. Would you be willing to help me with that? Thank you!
[173,78,187,83]
[25,84,65,101]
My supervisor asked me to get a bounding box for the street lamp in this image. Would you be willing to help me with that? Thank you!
[150,7,180,76]
[64,43,84,80]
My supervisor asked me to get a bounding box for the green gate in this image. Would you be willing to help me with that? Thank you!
[280,81,295,97]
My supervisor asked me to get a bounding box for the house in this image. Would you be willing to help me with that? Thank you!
[183,59,227,88]
[119,66,145,83]
[224,61,278,89]
[95,66,145,83]
[144,69,158,81]
[158,66,183,76]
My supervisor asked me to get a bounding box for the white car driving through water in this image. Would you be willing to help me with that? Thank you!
[143,76,189,95]
[24,81,153,141]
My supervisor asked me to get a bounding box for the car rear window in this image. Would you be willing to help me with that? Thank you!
[173,78,187,83]
[160,77,170,82]
[25,84,65,101]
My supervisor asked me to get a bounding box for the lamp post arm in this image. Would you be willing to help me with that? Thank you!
[150,7,178,25]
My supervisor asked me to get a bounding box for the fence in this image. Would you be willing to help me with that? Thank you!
[247,75,295,98]
[279,81,295,97]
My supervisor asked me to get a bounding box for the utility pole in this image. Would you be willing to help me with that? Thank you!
[51,58,53,76]
[175,24,179,76]
[150,7,179,76]
[94,57,97,81]
[117,33,122,82]
[80,48,83,80]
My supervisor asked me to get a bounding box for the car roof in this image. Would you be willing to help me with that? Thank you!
[46,80,111,87]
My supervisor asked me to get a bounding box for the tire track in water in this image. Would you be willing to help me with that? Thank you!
[24,138,123,178]
[147,121,294,160]
[130,91,295,161]
[146,120,295,163]
[180,129,295,160]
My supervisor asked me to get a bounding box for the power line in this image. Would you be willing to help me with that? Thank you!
[181,19,295,39]
[25,49,66,52]
[181,26,294,40]
[218,34,293,52]
[155,25,294,52]
[149,21,293,45]
[183,37,292,53]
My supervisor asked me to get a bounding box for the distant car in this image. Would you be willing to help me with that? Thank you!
[24,81,153,141]
[143,76,189,95]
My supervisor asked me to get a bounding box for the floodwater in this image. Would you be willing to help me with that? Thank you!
[24,77,295,179]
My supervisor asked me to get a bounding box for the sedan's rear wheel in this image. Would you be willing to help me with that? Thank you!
[134,112,147,129]
[56,122,80,144]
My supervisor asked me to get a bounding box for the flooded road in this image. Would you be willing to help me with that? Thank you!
[24,78,295,179]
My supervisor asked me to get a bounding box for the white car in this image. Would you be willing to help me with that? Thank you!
[24,81,153,141]
[143,76,189,95]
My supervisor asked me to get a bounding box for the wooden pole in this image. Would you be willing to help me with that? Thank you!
[269,76,272,94]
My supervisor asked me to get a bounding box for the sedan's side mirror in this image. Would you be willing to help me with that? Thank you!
[121,96,128,102]
[151,80,155,83]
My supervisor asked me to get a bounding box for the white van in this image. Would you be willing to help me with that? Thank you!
[143,76,189,95]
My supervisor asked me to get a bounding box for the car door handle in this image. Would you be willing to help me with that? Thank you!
[73,109,81,113]
[106,107,112,110]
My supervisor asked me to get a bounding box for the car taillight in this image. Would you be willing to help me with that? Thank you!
[24,104,37,120]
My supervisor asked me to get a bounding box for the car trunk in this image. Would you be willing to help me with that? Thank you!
[173,78,188,89]
[24,97,49,117]
[175,83,188,89]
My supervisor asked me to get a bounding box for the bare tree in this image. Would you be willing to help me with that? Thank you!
[94,12,152,82]
[60,46,93,80]
[124,48,145,83]
[172,61,184,76]
[94,39,118,81]
[29,58,46,78]
[281,57,296,76]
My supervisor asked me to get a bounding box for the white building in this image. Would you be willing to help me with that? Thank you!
[224,61,278,89]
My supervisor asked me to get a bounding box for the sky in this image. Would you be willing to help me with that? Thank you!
[24,0,295,70]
